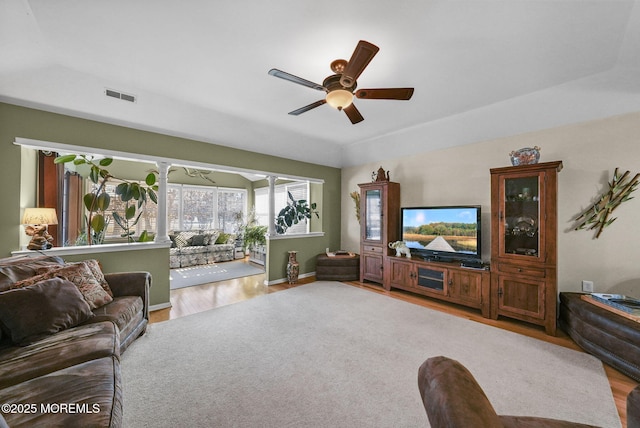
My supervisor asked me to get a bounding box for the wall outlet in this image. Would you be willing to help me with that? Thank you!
[582,280,594,293]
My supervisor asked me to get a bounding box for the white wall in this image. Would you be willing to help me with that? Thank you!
[342,112,640,295]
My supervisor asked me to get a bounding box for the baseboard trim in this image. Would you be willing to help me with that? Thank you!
[266,271,315,286]
[149,302,172,312]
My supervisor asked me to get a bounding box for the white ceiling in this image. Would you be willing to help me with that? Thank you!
[1,0,639,168]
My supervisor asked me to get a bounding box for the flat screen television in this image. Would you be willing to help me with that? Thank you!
[400,205,482,263]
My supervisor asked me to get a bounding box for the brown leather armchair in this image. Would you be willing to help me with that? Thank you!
[629,385,640,428]
[418,356,601,428]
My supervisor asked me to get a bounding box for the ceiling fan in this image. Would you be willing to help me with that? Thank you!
[268,40,414,124]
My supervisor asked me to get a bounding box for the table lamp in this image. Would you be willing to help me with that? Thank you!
[21,207,58,250]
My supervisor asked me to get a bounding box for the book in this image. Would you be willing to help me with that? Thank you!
[590,293,640,315]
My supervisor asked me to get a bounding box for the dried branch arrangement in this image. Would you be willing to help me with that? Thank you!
[350,191,361,223]
[575,168,639,238]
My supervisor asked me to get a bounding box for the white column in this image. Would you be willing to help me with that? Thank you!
[267,175,276,236]
[155,161,171,243]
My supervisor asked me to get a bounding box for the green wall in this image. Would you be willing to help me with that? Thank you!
[62,247,170,308]
[0,102,341,306]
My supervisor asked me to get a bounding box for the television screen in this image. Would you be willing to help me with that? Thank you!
[400,206,481,261]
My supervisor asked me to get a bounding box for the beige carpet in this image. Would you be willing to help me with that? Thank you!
[122,282,620,427]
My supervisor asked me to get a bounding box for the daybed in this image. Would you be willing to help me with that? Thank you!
[0,255,151,427]
[169,229,236,268]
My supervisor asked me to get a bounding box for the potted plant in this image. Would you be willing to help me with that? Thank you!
[54,154,158,244]
[244,225,267,264]
[275,191,319,234]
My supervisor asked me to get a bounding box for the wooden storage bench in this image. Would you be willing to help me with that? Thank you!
[559,292,640,382]
[316,253,360,281]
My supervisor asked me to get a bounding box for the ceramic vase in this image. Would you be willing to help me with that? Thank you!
[286,251,299,284]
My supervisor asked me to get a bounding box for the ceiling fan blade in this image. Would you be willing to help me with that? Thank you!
[268,69,325,91]
[343,103,364,124]
[340,40,380,88]
[288,99,327,116]
[355,88,414,100]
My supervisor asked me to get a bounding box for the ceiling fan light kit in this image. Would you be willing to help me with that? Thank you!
[325,89,353,110]
[268,40,414,124]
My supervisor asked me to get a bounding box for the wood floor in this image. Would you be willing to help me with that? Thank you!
[150,269,638,427]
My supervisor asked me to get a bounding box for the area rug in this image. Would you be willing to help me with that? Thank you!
[169,260,264,289]
[122,282,620,428]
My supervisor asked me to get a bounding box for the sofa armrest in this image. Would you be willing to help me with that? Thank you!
[104,272,151,319]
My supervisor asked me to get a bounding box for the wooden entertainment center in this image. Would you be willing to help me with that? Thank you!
[385,256,490,317]
[358,161,562,335]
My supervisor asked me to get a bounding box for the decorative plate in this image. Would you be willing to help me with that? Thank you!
[509,146,541,166]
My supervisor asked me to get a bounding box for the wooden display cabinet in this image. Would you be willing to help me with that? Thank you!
[358,180,400,284]
[385,256,490,317]
[490,161,562,335]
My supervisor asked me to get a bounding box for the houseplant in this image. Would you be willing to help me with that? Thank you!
[275,191,319,234]
[54,154,158,244]
[244,225,267,251]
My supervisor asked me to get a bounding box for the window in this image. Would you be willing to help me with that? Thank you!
[217,188,246,233]
[254,181,311,234]
[97,180,158,240]
[168,184,246,232]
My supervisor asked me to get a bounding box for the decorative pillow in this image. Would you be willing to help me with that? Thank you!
[216,232,230,244]
[13,262,113,310]
[0,277,94,345]
[169,234,177,248]
[174,231,198,248]
[76,259,113,297]
[191,234,206,246]
[203,230,220,245]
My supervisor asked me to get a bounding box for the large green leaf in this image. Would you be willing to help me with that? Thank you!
[145,173,157,186]
[83,193,97,211]
[91,214,106,232]
[125,205,136,220]
[115,182,128,196]
[89,166,99,184]
[148,189,158,204]
[120,184,134,201]
[96,192,110,211]
[99,158,113,166]
[112,212,126,229]
[54,154,77,164]
[131,183,140,200]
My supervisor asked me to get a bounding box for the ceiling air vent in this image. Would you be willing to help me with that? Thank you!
[105,88,136,103]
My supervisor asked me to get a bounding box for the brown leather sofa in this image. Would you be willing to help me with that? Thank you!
[0,255,151,427]
[629,385,640,428]
[418,356,600,427]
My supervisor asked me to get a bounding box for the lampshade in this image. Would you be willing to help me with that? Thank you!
[22,208,58,225]
[325,89,353,110]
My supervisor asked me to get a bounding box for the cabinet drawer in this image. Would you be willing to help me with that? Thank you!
[362,245,383,254]
[497,263,545,278]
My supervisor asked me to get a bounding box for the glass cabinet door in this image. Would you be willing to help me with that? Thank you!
[364,189,382,241]
[502,175,541,258]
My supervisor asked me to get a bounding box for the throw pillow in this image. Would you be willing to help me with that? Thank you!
[216,232,230,244]
[0,277,94,345]
[174,231,198,248]
[13,262,113,310]
[203,230,220,245]
[191,234,206,246]
[77,259,114,297]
